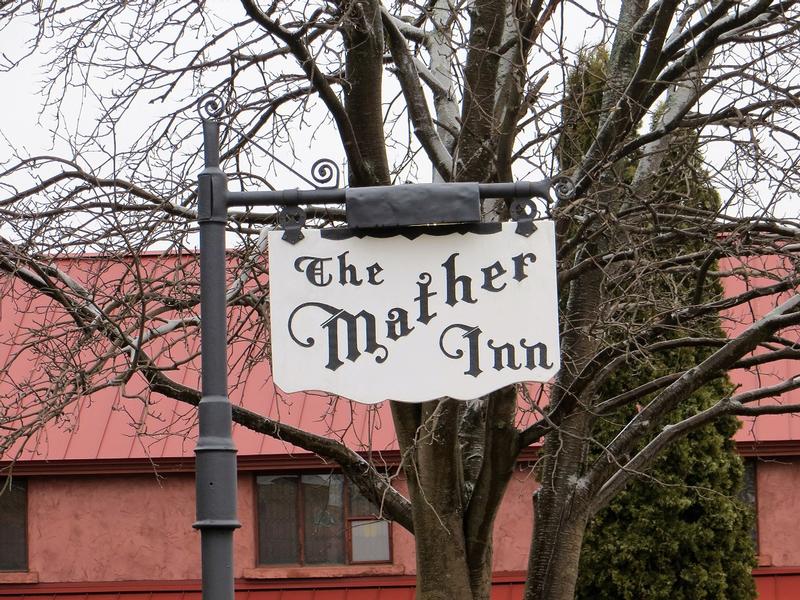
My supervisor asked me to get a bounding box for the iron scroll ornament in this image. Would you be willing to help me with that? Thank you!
[551,176,576,202]
[197,92,225,120]
[310,159,340,189]
[279,161,339,243]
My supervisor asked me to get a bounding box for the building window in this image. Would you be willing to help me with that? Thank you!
[739,458,758,550]
[0,478,27,571]
[256,473,391,566]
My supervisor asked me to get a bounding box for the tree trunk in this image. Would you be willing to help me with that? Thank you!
[463,386,519,598]
[390,396,514,600]
[342,0,390,187]
[523,411,594,600]
[392,400,476,598]
[412,500,476,599]
[524,502,589,600]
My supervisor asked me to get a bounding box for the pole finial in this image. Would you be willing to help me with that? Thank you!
[197,92,225,121]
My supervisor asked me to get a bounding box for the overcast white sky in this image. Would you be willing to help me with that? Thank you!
[0,2,792,220]
[0,19,53,160]
[0,2,611,175]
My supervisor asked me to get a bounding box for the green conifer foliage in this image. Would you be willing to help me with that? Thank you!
[575,351,757,600]
[556,48,608,175]
[560,49,758,600]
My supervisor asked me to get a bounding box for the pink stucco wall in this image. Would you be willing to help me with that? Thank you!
[17,459,800,589]
[29,474,203,581]
[757,458,800,567]
[25,468,534,583]
[494,468,537,570]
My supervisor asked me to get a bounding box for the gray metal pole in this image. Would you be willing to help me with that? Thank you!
[194,110,240,600]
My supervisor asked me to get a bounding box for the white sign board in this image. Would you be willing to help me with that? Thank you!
[268,222,560,403]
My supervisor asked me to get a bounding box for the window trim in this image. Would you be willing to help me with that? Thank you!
[255,472,393,568]
[0,477,28,573]
[346,516,393,565]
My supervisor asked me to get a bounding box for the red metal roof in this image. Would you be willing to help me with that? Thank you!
[0,254,797,465]
[722,255,800,444]
[0,255,413,464]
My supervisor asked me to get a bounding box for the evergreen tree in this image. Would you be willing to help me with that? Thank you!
[576,349,757,600]
[560,49,758,600]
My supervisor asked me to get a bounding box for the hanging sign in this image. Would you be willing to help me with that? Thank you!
[268,222,560,404]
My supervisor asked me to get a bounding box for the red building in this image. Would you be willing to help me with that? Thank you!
[1,256,799,599]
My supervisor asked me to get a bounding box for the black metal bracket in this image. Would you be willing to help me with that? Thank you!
[197,94,578,241]
[226,178,569,241]
[510,197,538,236]
[278,205,307,244]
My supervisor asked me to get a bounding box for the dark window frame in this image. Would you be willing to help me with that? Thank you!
[0,477,28,572]
[255,472,393,567]
[740,457,759,553]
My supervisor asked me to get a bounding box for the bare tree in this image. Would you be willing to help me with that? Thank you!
[1,1,800,599]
